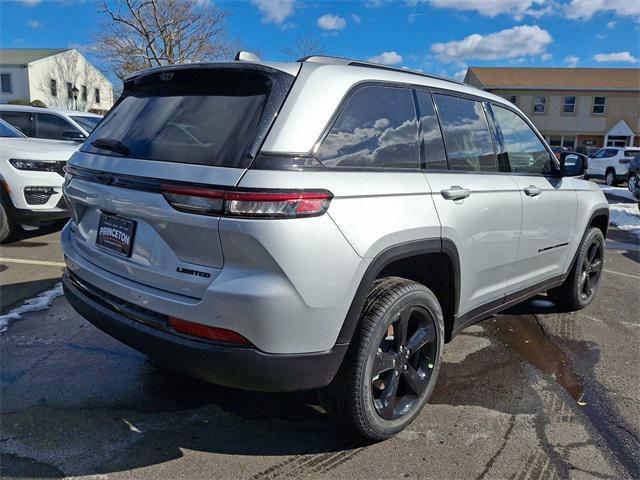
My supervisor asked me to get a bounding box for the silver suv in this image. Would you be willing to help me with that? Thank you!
[61,55,609,440]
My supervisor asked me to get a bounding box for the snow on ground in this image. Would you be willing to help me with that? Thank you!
[599,185,637,202]
[609,203,640,238]
[0,283,64,334]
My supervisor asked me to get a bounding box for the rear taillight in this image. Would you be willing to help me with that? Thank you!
[619,159,631,164]
[160,184,332,218]
[168,317,251,345]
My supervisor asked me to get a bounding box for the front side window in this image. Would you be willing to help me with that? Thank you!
[317,85,420,169]
[533,95,546,113]
[593,96,606,115]
[0,111,35,136]
[563,96,576,114]
[0,73,11,93]
[35,113,76,140]
[71,115,101,133]
[50,79,57,97]
[492,105,554,175]
[433,94,497,172]
[416,91,447,169]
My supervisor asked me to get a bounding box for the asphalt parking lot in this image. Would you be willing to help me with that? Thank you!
[1,192,639,479]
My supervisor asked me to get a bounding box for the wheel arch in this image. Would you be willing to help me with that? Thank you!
[336,238,461,345]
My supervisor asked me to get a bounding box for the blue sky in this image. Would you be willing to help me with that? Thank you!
[1,0,639,85]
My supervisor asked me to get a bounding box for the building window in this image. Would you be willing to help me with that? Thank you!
[533,95,546,113]
[593,96,606,115]
[505,95,517,104]
[81,85,87,102]
[548,136,563,147]
[50,79,57,97]
[95,88,100,103]
[66,82,73,99]
[0,73,11,93]
[562,96,576,114]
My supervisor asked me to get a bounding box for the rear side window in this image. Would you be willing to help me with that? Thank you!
[317,85,420,169]
[35,113,76,140]
[492,105,554,175]
[83,70,274,168]
[0,111,35,137]
[433,94,497,172]
[624,150,640,158]
[415,91,447,169]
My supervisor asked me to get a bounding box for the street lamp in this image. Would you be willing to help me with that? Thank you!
[72,85,79,110]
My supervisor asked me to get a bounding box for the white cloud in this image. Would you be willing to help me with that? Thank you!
[564,55,580,67]
[593,51,639,63]
[368,51,403,65]
[453,68,468,81]
[317,13,346,31]
[17,0,41,5]
[424,0,550,18]
[351,13,361,24]
[431,25,552,63]
[564,0,640,19]
[541,53,552,61]
[27,19,42,29]
[251,0,295,25]
[606,20,617,28]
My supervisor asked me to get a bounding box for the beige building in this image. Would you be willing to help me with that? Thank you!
[464,67,640,151]
[0,48,114,113]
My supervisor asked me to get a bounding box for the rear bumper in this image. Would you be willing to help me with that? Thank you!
[62,270,347,392]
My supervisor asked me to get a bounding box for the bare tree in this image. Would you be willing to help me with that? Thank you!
[282,35,325,61]
[93,0,235,81]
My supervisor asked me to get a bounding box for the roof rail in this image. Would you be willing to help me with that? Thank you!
[297,55,465,85]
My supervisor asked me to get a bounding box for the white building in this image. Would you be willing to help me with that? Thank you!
[0,48,114,113]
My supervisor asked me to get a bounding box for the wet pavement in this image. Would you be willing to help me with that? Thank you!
[1,208,639,479]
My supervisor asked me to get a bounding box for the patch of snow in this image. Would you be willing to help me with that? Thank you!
[599,185,637,202]
[0,283,63,334]
[609,203,640,238]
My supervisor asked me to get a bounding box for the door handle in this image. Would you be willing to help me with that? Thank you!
[441,186,471,200]
[524,185,542,197]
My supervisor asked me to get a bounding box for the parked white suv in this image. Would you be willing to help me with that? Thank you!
[586,146,640,186]
[61,55,609,440]
[0,105,101,143]
[0,119,78,242]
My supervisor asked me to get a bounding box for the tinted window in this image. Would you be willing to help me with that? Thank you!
[317,86,419,169]
[416,91,447,169]
[604,149,618,158]
[71,115,101,133]
[35,113,77,140]
[433,94,497,172]
[0,121,23,138]
[492,105,554,175]
[0,111,35,137]
[84,70,270,168]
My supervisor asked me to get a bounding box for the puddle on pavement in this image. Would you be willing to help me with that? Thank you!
[486,314,584,402]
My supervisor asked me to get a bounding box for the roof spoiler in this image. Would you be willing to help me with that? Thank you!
[235,51,261,62]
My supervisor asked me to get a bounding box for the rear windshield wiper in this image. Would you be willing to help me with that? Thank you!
[91,138,131,156]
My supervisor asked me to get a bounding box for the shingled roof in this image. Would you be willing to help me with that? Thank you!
[0,48,71,66]
[465,67,640,91]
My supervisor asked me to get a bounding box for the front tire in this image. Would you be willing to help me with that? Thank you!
[320,277,444,441]
[548,227,605,311]
[628,174,638,196]
[0,200,17,244]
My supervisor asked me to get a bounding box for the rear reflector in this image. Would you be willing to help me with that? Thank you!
[168,317,251,345]
[160,184,332,218]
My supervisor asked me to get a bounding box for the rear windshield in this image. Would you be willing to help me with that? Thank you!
[82,69,275,168]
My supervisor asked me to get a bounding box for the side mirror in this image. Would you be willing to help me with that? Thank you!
[560,152,587,177]
[62,130,86,142]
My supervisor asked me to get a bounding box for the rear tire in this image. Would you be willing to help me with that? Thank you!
[628,174,638,196]
[320,277,444,441]
[605,169,617,186]
[547,227,605,311]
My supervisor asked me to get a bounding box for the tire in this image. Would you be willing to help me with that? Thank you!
[628,174,638,196]
[0,199,17,244]
[320,277,444,441]
[605,169,617,186]
[548,227,605,311]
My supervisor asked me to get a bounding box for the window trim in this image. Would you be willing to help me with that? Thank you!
[562,95,576,115]
[532,95,547,115]
[592,96,606,115]
[0,72,12,94]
